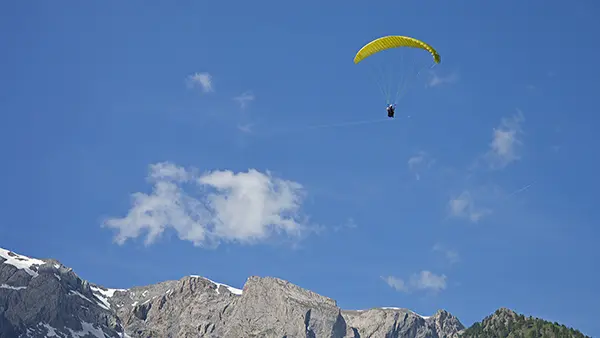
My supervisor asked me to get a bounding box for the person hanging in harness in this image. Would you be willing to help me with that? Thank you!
[386,104,395,118]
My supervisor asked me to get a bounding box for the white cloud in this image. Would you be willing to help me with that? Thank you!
[432,243,460,264]
[485,111,524,169]
[448,191,491,222]
[411,271,447,292]
[233,91,255,109]
[428,71,458,87]
[381,276,409,292]
[102,162,310,248]
[186,72,214,93]
[382,270,447,293]
[408,151,434,180]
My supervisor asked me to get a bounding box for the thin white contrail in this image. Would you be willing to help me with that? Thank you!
[507,181,535,197]
[254,116,398,137]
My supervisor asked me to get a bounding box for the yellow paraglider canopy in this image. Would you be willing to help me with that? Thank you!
[353,36,440,65]
[352,35,441,107]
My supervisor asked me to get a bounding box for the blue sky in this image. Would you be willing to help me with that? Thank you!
[1,0,599,335]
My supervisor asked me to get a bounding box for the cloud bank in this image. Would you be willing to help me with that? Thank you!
[102,162,309,248]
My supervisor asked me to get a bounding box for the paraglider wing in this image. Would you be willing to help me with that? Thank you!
[353,35,441,64]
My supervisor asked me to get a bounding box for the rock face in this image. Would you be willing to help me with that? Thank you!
[0,246,465,337]
[117,276,240,337]
[0,248,125,337]
[342,308,463,338]
[222,276,346,338]
[428,310,465,337]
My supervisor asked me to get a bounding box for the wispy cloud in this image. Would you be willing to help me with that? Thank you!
[448,190,491,223]
[428,71,458,87]
[381,276,409,292]
[442,110,527,225]
[186,72,214,93]
[382,270,447,294]
[433,243,460,265]
[102,162,311,248]
[237,123,254,134]
[408,151,435,180]
[333,217,358,232]
[484,110,525,169]
[233,91,255,109]
[412,271,447,292]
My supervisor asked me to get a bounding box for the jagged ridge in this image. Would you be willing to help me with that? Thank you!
[0,247,588,338]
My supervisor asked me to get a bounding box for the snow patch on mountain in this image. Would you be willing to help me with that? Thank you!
[0,247,46,277]
[190,275,243,295]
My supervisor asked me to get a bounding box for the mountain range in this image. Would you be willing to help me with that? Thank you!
[0,246,588,337]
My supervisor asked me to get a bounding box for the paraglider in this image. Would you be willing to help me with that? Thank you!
[354,35,441,117]
[386,104,395,118]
